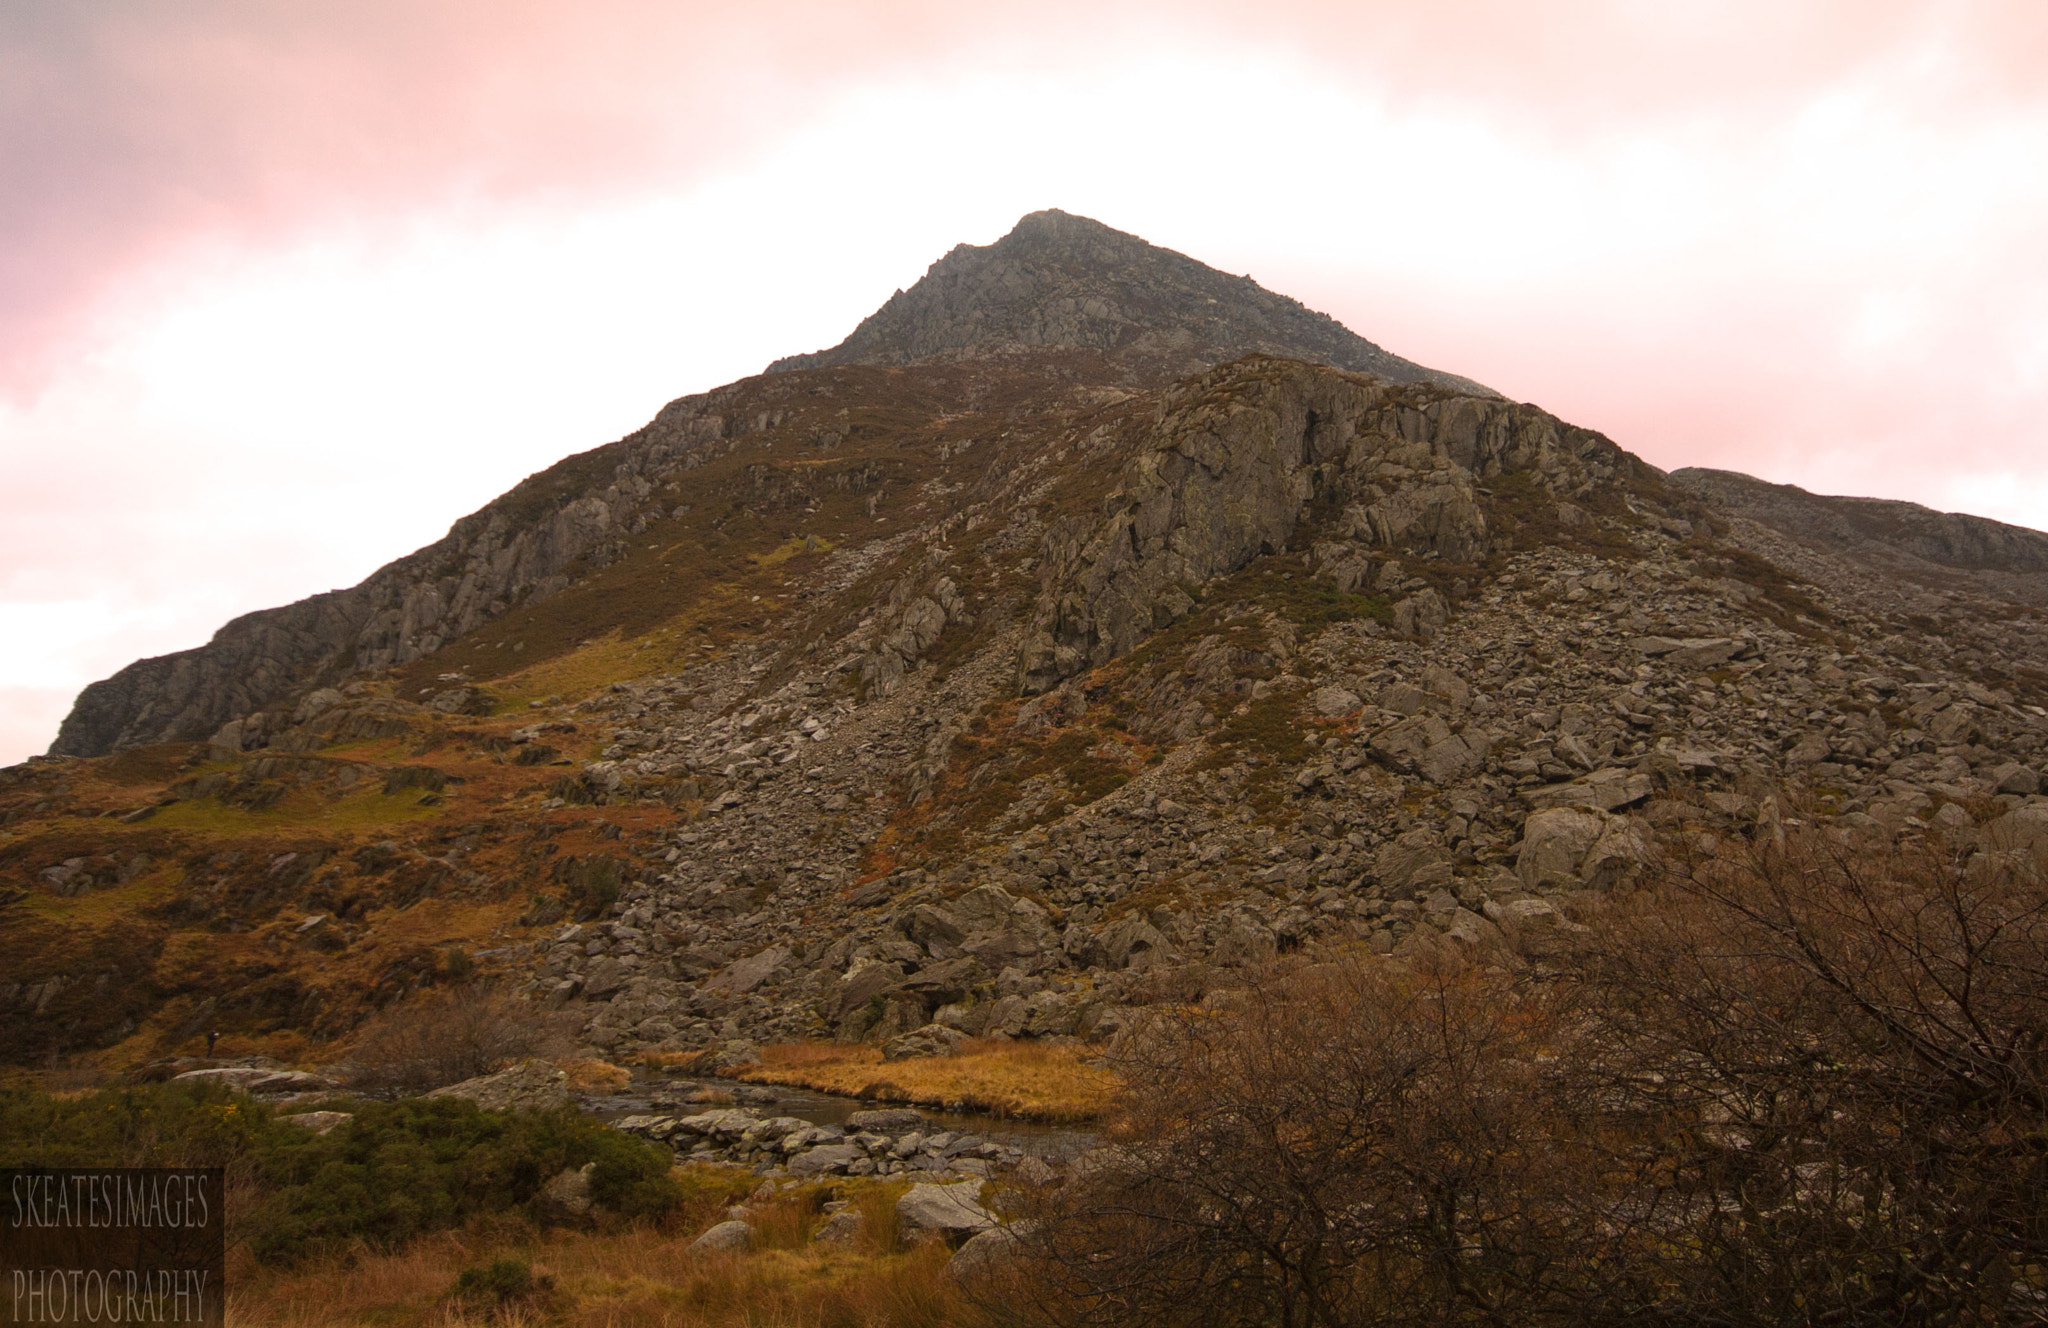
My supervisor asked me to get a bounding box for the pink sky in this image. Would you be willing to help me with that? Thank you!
[4,1,2046,764]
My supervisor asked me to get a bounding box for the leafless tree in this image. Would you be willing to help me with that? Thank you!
[1576,827,2048,1326]
[346,984,574,1093]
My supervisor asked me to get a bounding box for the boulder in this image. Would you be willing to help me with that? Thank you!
[1516,808,1646,891]
[947,886,1062,971]
[830,961,908,1020]
[1483,897,1561,928]
[897,1181,997,1238]
[1522,767,1654,813]
[847,1108,927,1132]
[813,1209,863,1245]
[883,1023,968,1062]
[1442,907,1505,951]
[948,1222,1034,1282]
[1310,686,1361,717]
[1992,763,2042,796]
[1630,636,1742,669]
[1066,913,1171,970]
[1378,682,1427,715]
[1374,827,1452,893]
[673,1108,765,1140]
[788,1143,867,1176]
[1393,589,1448,640]
[279,1110,352,1135]
[690,1220,754,1253]
[540,1162,595,1216]
[703,945,791,995]
[424,1059,571,1112]
[173,1067,336,1096]
[1986,804,2048,859]
[1368,712,1454,775]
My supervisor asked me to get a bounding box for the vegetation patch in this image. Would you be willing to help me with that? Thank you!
[735,1038,1118,1122]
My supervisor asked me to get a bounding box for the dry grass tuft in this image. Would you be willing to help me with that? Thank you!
[737,1039,1118,1122]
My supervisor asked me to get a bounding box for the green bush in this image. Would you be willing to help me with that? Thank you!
[452,1256,544,1305]
[245,1096,681,1262]
[0,1080,281,1169]
[0,1083,684,1265]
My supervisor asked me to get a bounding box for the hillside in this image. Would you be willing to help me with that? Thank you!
[7,213,2048,1082]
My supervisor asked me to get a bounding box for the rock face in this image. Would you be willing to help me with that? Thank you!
[172,1066,335,1096]
[52,464,645,755]
[1018,359,1645,693]
[768,210,1492,394]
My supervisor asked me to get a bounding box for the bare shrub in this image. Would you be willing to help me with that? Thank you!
[1575,827,2048,1325]
[1004,957,1627,1328]
[1006,826,2048,1328]
[346,984,575,1093]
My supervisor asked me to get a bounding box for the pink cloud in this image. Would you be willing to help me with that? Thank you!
[8,1,2045,395]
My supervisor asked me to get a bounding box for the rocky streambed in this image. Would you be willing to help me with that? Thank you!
[589,1073,1094,1178]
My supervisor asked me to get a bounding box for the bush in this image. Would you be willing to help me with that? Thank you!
[452,1256,550,1307]
[0,1081,684,1266]
[0,1079,284,1171]
[244,1096,682,1263]
[347,984,574,1092]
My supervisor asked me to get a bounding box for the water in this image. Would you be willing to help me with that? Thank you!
[581,1071,1099,1161]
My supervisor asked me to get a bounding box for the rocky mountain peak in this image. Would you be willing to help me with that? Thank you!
[768,209,1493,393]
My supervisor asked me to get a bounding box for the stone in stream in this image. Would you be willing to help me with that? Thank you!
[847,1108,927,1131]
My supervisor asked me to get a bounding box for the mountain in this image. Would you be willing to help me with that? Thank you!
[49,210,1486,760]
[7,212,2047,1084]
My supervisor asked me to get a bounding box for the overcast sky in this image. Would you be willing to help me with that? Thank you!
[4,1,2046,765]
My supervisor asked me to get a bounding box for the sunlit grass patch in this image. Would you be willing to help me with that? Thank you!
[148,785,446,833]
[736,1038,1117,1122]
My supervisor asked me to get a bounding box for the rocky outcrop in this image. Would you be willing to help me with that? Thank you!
[51,457,644,755]
[1018,357,1649,692]
[768,210,1492,394]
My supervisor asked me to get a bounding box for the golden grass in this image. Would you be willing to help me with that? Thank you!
[224,1173,977,1328]
[490,629,644,711]
[734,1039,1118,1123]
[563,1059,632,1092]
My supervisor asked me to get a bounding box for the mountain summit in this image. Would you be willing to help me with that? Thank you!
[769,209,1493,393]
